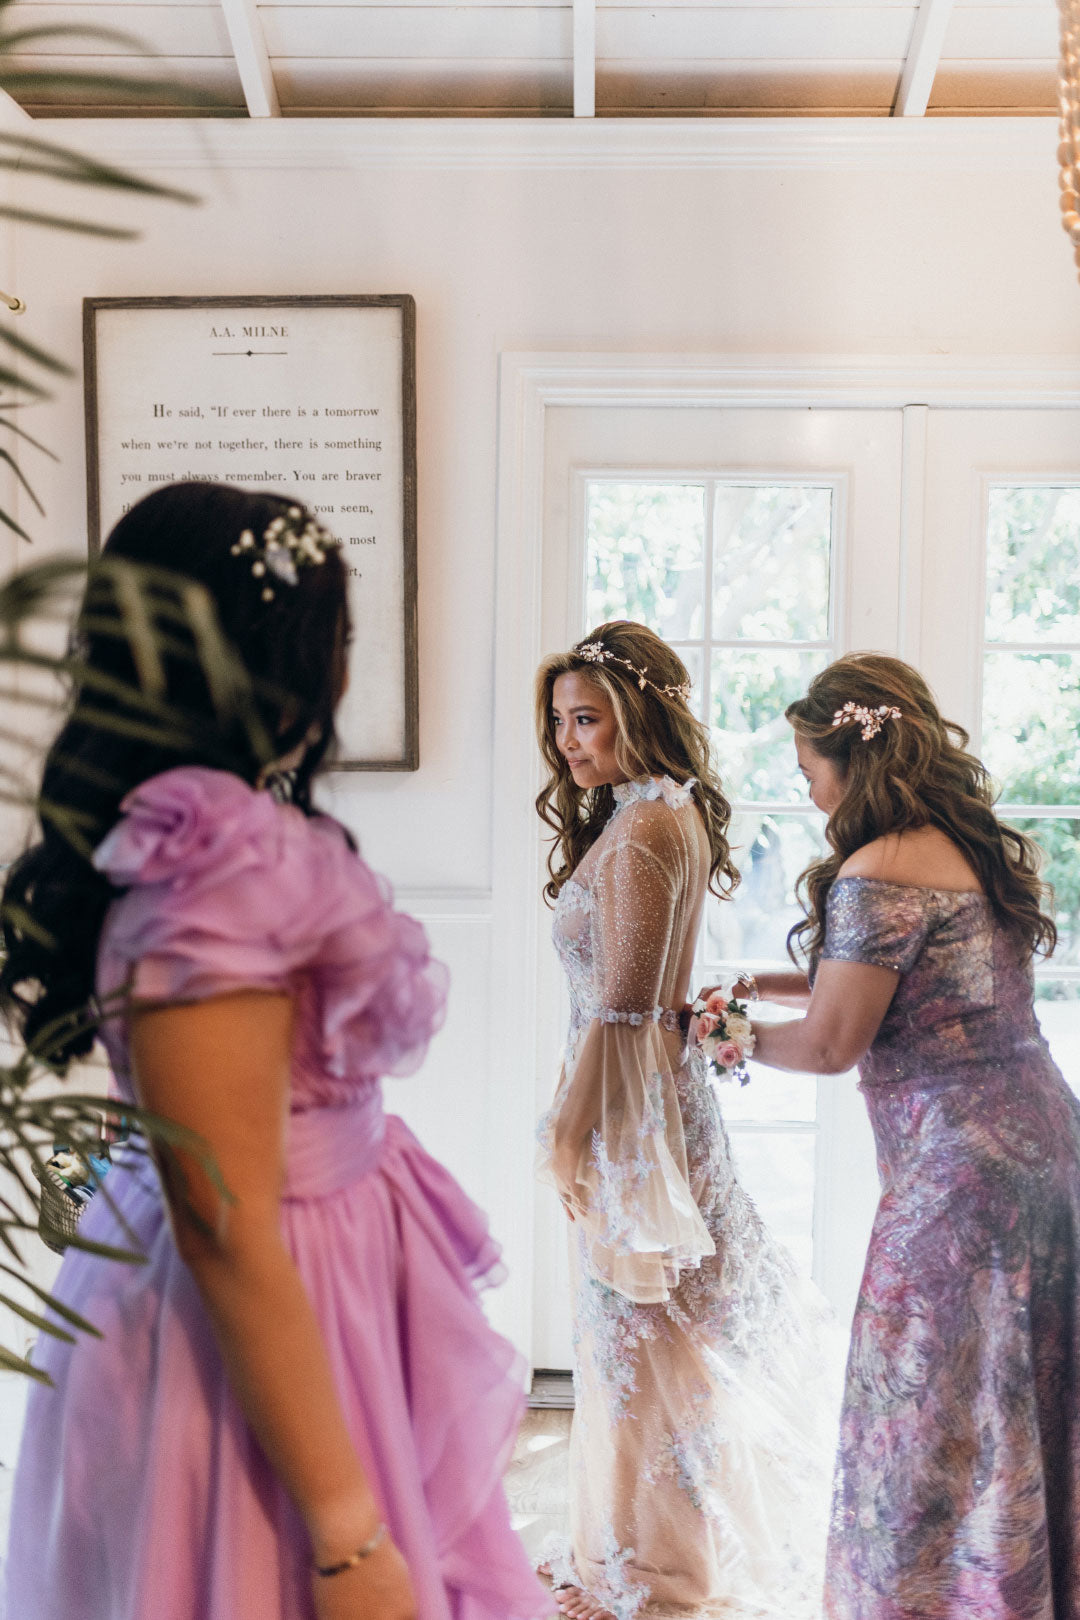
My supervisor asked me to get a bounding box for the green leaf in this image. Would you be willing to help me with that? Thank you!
[0,23,159,53]
[0,446,45,515]
[0,207,136,242]
[0,1291,75,1343]
[0,365,49,398]
[0,899,55,950]
[0,504,33,543]
[0,1263,101,1337]
[0,154,198,207]
[0,415,60,461]
[0,70,225,111]
[59,1230,145,1264]
[0,323,75,379]
[0,1345,50,1385]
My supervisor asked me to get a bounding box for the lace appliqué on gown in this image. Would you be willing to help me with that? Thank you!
[537,775,835,1619]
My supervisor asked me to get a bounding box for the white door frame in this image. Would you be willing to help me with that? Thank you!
[490,352,1080,1364]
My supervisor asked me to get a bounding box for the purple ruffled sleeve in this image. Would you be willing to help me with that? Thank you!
[309,820,448,1080]
[94,766,447,1084]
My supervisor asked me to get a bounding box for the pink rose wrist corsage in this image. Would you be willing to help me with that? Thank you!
[690,989,756,1086]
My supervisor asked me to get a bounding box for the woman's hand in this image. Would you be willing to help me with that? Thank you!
[312,1537,418,1620]
[690,971,812,1011]
[693,978,754,1005]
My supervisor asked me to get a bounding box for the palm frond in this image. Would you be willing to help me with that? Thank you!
[0,135,199,206]
[0,15,212,547]
[0,417,59,461]
[0,556,270,1374]
[0,206,136,241]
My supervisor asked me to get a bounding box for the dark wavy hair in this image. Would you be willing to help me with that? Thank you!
[786,651,1057,965]
[534,620,739,905]
[0,481,351,1065]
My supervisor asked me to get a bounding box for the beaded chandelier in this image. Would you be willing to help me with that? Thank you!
[1060,0,1080,283]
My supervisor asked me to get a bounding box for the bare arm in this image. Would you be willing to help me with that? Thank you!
[130,991,416,1620]
[746,970,812,1009]
[694,970,812,1010]
[749,958,899,1075]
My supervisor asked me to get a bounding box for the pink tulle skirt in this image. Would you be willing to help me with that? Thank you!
[4,1111,549,1620]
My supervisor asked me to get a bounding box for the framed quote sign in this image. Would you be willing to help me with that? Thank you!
[83,294,418,771]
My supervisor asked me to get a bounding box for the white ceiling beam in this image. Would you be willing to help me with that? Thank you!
[894,0,956,116]
[220,0,281,118]
[573,0,596,118]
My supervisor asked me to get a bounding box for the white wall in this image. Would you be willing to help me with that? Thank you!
[4,114,1076,1350]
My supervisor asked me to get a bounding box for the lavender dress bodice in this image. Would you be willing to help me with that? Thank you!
[92,766,447,1187]
[822,876,1049,1090]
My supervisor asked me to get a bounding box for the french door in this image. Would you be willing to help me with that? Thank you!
[532,400,1080,1370]
[533,405,905,1367]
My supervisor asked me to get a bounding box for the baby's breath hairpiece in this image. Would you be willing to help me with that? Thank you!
[230,505,340,604]
[575,639,692,704]
[832,700,903,741]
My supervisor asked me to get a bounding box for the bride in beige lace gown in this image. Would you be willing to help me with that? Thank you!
[534,622,835,1620]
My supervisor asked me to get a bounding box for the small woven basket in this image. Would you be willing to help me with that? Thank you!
[31,1160,85,1254]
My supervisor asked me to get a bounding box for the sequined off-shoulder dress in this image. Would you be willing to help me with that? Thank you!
[819,876,1080,1620]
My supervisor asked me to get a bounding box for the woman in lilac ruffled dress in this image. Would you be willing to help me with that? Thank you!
[1,484,550,1620]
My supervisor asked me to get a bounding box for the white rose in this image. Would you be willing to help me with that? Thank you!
[725,1013,752,1041]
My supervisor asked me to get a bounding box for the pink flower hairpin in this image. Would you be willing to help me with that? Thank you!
[832,701,902,741]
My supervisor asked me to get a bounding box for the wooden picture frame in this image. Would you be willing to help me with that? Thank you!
[83,294,419,771]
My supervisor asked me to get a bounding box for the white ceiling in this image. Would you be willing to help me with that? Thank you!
[1,0,1058,118]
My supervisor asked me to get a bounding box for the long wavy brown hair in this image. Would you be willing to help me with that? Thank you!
[786,651,1056,964]
[534,620,739,905]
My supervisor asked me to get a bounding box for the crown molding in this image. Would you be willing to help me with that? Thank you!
[29,114,1057,174]
[500,351,1080,408]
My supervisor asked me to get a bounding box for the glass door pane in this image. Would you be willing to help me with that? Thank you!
[534,405,904,1363]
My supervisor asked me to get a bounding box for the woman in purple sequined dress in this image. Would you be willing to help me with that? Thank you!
[741,651,1080,1620]
[1,484,550,1620]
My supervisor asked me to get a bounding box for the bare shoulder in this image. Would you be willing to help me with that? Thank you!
[838,827,982,892]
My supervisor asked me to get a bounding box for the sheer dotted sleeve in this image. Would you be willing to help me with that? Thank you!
[538,799,715,1305]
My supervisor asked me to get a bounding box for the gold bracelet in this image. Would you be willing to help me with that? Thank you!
[313,1523,388,1577]
[736,971,760,1002]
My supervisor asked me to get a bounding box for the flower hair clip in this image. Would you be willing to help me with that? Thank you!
[832,700,903,741]
[575,640,692,704]
[230,506,340,603]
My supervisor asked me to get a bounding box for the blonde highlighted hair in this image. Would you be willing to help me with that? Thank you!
[786,651,1057,964]
[534,620,739,905]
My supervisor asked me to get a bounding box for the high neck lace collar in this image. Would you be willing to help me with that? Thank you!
[612,774,696,811]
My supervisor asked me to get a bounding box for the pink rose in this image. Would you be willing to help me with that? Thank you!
[694,1012,719,1044]
[704,990,729,1017]
[717,1041,742,1069]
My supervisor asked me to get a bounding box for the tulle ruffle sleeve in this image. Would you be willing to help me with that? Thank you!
[820,877,933,975]
[538,816,715,1305]
[93,766,447,1083]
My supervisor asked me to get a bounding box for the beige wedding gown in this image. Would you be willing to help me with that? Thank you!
[537,773,835,1619]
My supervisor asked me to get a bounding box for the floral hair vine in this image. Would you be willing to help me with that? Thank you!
[832,700,903,741]
[574,640,692,705]
[230,506,340,604]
